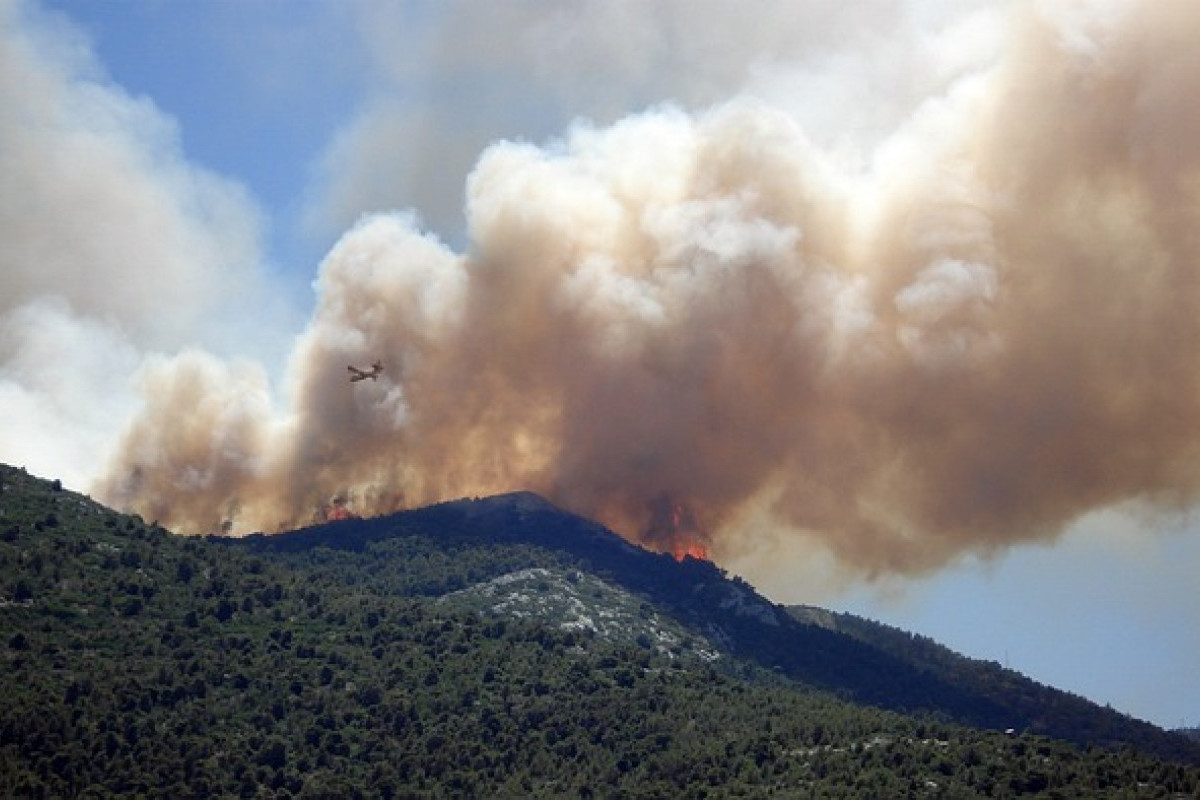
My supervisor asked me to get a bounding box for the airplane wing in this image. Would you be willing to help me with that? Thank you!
[348,362,382,382]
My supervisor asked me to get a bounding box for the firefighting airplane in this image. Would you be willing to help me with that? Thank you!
[347,361,383,382]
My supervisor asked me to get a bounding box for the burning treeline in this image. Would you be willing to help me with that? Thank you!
[99,4,1200,577]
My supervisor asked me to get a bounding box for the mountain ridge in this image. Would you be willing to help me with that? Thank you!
[231,488,1200,764]
[3,462,1199,798]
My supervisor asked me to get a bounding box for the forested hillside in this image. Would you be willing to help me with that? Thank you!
[244,491,1200,765]
[2,463,1199,797]
[786,605,1199,765]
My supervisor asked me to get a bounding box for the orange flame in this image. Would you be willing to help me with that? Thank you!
[670,541,710,562]
[645,493,711,562]
[322,497,360,522]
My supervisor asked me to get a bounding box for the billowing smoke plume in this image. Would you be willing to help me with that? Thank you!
[93,3,1200,576]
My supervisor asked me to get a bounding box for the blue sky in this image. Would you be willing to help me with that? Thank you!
[43,0,364,299]
[3,0,1198,731]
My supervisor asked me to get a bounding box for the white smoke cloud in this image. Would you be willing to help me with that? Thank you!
[305,0,995,242]
[0,297,138,487]
[0,0,279,481]
[0,0,267,345]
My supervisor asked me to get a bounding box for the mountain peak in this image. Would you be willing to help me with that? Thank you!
[462,490,561,515]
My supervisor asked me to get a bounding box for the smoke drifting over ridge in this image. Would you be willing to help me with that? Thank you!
[94,3,1200,577]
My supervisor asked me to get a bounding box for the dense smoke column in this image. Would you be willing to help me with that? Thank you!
[97,3,1200,579]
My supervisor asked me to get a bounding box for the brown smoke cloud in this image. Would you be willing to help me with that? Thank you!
[97,3,1200,578]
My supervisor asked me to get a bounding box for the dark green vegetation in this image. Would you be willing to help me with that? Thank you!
[2,464,1198,798]
[250,492,1200,764]
[784,606,1200,766]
